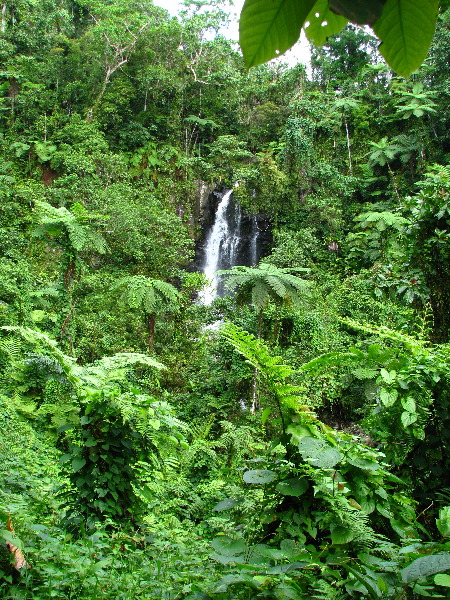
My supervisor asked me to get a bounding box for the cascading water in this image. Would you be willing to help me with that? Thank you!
[200,189,238,304]
[199,189,265,305]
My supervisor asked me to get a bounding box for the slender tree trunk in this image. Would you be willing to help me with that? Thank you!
[61,257,77,356]
[251,308,264,413]
[147,313,155,351]
[1,3,6,33]
[344,118,353,175]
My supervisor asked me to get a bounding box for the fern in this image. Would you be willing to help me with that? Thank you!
[1,326,165,397]
[32,201,108,255]
[221,322,315,430]
[219,263,310,314]
[0,336,22,366]
[113,276,179,313]
[338,316,427,356]
[297,348,366,375]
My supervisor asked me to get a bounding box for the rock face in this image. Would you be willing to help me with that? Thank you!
[193,187,272,296]
[191,180,216,228]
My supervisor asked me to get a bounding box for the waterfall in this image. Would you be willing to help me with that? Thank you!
[199,189,267,305]
[200,189,238,304]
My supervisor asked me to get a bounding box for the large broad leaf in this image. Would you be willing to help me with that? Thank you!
[373,0,439,78]
[213,498,241,512]
[401,553,450,583]
[330,0,386,24]
[239,0,438,77]
[434,574,450,587]
[380,387,398,407]
[298,437,342,468]
[211,536,246,557]
[331,525,355,544]
[276,477,309,496]
[239,0,316,68]
[436,507,450,538]
[305,0,348,46]
[72,457,86,472]
[243,469,277,484]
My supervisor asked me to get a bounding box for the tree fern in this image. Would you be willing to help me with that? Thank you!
[1,326,165,397]
[219,263,310,338]
[112,276,180,350]
[33,201,107,255]
[221,322,312,430]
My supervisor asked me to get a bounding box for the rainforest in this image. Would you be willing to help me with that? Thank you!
[1,0,450,598]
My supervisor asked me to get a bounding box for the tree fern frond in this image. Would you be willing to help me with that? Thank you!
[86,230,108,254]
[297,349,365,375]
[251,280,269,312]
[1,327,165,395]
[0,336,23,363]
[112,276,179,314]
[265,275,287,299]
[2,326,81,386]
[338,317,427,355]
[142,285,156,313]
[66,221,88,251]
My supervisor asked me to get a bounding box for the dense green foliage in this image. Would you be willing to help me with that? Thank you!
[1,0,450,598]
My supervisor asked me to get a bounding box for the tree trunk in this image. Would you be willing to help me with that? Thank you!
[1,3,6,32]
[251,308,264,413]
[147,313,155,351]
[344,118,353,175]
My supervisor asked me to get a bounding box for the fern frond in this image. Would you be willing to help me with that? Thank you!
[2,326,81,387]
[251,280,269,312]
[0,336,22,363]
[265,274,287,298]
[79,353,165,390]
[297,349,365,375]
[113,276,179,313]
[338,317,427,356]
[66,221,88,251]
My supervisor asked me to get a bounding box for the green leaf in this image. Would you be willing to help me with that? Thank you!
[401,553,450,583]
[312,447,342,468]
[401,396,416,413]
[243,469,277,484]
[380,387,398,406]
[331,525,355,544]
[380,369,396,384]
[276,477,309,496]
[298,436,326,454]
[373,0,439,78]
[287,423,316,443]
[304,0,348,46]
[401,411,418,428]
[330,0,386,25]
[213,498,241,512]
[298,437,342,468]
[434,574,450,587]
[239,0,317,69]
[347,457,381,471]
[261,407,272,424]
[211,536,246,556]
[59,453,72,465]
[72,457,86,472]
[436,507,450,538]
